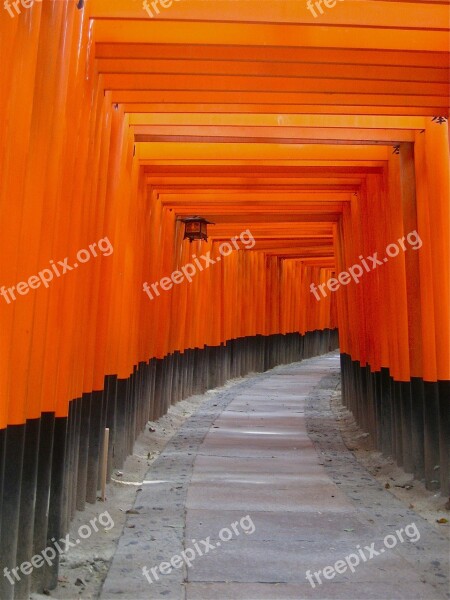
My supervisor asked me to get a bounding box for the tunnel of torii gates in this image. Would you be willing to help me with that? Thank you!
[0,0,449,596]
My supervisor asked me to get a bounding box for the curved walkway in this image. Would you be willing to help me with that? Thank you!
[101,353,449,600]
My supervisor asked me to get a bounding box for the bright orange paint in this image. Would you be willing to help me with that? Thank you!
[0,0,449,427]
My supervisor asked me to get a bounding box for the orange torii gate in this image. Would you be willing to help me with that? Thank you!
[0,0,449,597]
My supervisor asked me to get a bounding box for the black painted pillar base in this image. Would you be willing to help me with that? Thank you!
[15,419,40,599]
[341,354,449,496]
[32,413,55,592]
[410,377,425,480]
[438,381,450,495]
[0,426,5,544]
[423,381,441,491]
[86,390,104,504]
[0,425,25,600]
[42,416,68,590]
[113,379,128,469]
[76,393,91,511]
[380,367,393,457]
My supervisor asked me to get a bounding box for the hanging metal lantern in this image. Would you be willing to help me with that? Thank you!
[181,216,215,243]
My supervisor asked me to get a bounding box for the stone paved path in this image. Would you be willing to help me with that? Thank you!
[101,352,449,600]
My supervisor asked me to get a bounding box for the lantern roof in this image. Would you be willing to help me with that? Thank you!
[180,216,215,225]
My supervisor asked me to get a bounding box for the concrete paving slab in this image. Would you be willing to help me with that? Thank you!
[212,416,306,427]
[199,434,318,457]
[185,580,436,600]
[190,454,329,479]
[190,470,331,485]
[185,509,370,542]
[228,398,312,407]
[209,419,308,429]
[185,537,429,585]
[196,445,321,460]
[204,426,311,437]
[186,480,352,512]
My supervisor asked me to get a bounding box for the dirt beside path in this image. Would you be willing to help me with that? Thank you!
[330,386,450,538]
